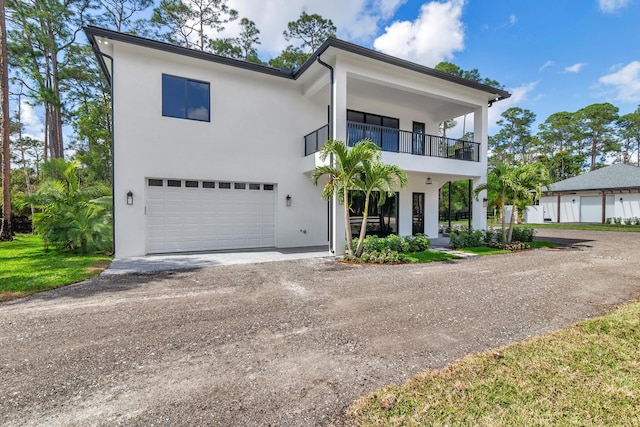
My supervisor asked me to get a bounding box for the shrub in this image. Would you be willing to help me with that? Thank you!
[405,233,431,252]
[606,217,612,224]
[511,227,536,243]
[343,248,401,264]
[614,217,622,225]
[449,227,485,248]
[351,234,430,255]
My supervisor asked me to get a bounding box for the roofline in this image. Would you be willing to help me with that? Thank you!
[84,26,295,82]
[84,26,511,100]
[296,38,511,101]
[543,187,640,195]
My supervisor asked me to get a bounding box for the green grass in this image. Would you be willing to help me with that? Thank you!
[529,241,558,249]
[489,222,640,232]
[401,250,461,263]
[348,301,640,426]
[458,246,511,255]
[0,234,112,301]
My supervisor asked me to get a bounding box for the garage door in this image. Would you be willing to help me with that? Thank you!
[146,178,276,254]
[580,195,601,223]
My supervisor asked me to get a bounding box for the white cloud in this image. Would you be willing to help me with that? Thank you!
[508,14,517,26]
[539,60,554,71]
[17,100,45,141]
[488,81,538,131]
[221,0,407,57]
[598,61,640,102]
[564,62,587,73]
[372,0,466,67]
[598,0,631,13]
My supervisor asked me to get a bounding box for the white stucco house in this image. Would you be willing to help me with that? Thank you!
[85,26,510,258]
[539,164,640,223]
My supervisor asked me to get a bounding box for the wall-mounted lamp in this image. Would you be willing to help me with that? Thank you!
[482,198,488,208]
[286,194,292,207]
[426,176,432,185]
[572,199,575,203]
[620,197,624,202]
[126,191,133,205]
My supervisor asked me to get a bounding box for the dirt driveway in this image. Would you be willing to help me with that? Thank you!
[2,229,639,426]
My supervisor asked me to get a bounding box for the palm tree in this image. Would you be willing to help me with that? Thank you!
[475,162,550,244]
[311,139,380,256]
[507,163,550,242]
[353,161,407,257]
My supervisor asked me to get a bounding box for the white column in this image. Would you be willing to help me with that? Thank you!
[331,62,348,255]
[472,105,488,230]
[398,190,412,236]
[424,182,440,238]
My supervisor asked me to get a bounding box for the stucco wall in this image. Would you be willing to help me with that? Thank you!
[111,42,329,257]
[540,192,640,223]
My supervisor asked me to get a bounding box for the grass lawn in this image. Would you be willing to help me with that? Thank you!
[490,222,640,233]
[529,241,557,249]
[0,234,112,301]
[402,250,461,263]
[348,301,640,426]
[458,246,511,255]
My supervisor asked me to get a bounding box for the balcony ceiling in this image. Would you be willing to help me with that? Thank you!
[347,76,477,122]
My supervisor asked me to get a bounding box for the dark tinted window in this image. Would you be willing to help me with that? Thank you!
[219,182,231,189]
[148,179,163,187]
[203,181,215,188]
[249,183,260,190]
[185,180,199,188]
[263,184,274,190]
[162,74,210,122]
[167,180,181,187]
[234,183,246,189]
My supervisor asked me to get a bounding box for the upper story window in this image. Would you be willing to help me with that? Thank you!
[162,74,210,122]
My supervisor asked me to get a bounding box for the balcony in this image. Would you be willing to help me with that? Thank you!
[304,122,479,162]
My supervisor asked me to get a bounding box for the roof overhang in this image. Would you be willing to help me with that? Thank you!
[84,26,511,103]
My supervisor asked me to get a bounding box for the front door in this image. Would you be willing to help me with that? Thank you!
[413,121,425,155]
[413,192,425,234]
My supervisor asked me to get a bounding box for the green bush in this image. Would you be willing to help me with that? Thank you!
[449,228,485,248]
[405,234,431,252]
[511,227,536,243]
[352,234,431,254]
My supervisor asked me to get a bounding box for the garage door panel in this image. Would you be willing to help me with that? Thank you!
[146,179,276,254]
[580,196,602,223]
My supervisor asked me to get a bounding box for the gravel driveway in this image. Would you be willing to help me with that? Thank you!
[2,229,639,426]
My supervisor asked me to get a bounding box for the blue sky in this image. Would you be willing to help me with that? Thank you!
[16,0,640,142]
[222,0,640,134]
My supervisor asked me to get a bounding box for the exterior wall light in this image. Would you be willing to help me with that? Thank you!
[286,195,292,207]
[572,199,575,203]
[127,191,133,205]
[482,198,488,208]
[426,176,432,185]
[620,197,624,202]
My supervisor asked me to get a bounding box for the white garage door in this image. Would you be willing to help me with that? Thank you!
[580,195,602,223]
[146,178,276,254]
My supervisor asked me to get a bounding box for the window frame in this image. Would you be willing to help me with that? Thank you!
[162,74,211,122]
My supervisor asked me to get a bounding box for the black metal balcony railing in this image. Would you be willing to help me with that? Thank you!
[304,124,329,156]
[303,122,480,162]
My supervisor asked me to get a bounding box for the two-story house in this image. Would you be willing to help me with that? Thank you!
[85,26,510,258]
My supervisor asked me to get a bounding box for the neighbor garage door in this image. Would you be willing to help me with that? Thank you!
[146,178,276,254]
[580,195,602,223]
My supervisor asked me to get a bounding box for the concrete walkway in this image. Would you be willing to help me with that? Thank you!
[104,246,332,275]
[104,236,457,275]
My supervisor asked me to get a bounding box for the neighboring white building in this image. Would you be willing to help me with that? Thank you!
[85,26,510,258]
[539,164,640,223]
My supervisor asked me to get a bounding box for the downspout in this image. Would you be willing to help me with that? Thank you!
[98,49,116,256]
[317,55,335,254]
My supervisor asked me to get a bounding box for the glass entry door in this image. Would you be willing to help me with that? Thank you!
[413,192,425,235]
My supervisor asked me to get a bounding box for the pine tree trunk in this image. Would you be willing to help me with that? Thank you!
[0,0,13,240]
